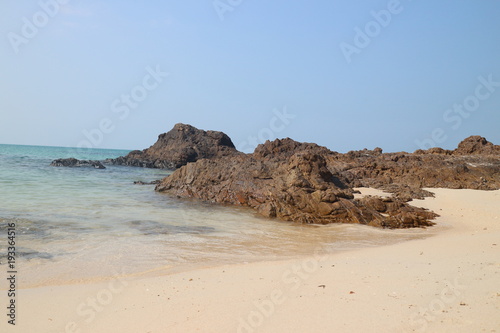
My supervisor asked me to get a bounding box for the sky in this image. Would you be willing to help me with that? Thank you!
[1,0,499,153]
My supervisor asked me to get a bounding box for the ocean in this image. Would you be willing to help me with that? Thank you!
[0,144,433,287]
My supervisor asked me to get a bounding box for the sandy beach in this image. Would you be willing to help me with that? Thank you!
[2,188,499,333]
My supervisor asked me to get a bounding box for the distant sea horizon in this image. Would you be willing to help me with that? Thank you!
[0,142,134,155]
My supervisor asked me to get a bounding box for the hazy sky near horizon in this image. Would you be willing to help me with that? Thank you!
[1,0,499,153]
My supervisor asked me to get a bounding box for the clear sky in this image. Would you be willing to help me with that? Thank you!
[1,0,499,153]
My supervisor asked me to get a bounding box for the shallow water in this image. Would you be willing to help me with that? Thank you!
[0,144,435,288]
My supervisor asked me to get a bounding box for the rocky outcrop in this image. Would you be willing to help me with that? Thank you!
[155,133,499,227]
[50,158,106,169]
[330,136,500,201]
[106,123,237,169]
[156,138,439,228]
[453,135,500,155]
[414,136,500,156]
[48,123,499,228]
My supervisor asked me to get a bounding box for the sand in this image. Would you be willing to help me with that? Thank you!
[2,188,499,333]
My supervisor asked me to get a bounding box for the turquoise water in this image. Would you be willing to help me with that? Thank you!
[0,144,433,287]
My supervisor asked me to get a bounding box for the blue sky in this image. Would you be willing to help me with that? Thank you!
[1,0,499,153]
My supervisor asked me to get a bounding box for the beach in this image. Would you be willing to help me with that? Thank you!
[3,1,500,331]
[2,187,499,333]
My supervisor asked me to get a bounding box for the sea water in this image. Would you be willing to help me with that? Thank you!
[0,144,433,287]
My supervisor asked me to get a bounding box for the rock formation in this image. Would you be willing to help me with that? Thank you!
[155,131,499,228]
[333,138,500,201]
[48,119,499,228]
[50,158,106,169]
[106,123,237,169]
[453,135,500,155]
[156,138,440,228]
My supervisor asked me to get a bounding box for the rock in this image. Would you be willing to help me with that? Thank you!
[453,135,500,155]
[156,138,439,228]
[133,180,161,185]
[106,123,238,169]
[104,123,495,228]
[50,158,106,169]
[328,136,500,194]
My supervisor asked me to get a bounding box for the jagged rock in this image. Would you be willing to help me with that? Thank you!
[414,147,452,155]
[133,180,161,185]
[50,158,106,169]
[92,123,495,228]
[106,123,237,169]
[453,135,500,155]
[156,138,438,228]
[45,123,499,228]
[329,151,500,194]
[325,136,500,198]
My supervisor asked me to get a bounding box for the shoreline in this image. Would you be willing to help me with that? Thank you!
[2,188,499,332]
[2,186,438,290]
[5,221,436,290]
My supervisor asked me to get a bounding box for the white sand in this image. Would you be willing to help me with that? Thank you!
[2,188,499,333]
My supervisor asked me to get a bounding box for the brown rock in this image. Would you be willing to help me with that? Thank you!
[106,123,237,169]
[111,124,498,228]
[156,138,439,228]
[328,136,500,196]
[453,135,500,155]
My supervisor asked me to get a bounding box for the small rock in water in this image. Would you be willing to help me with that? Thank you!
[50,158,106,169]
[133,180,161,185]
